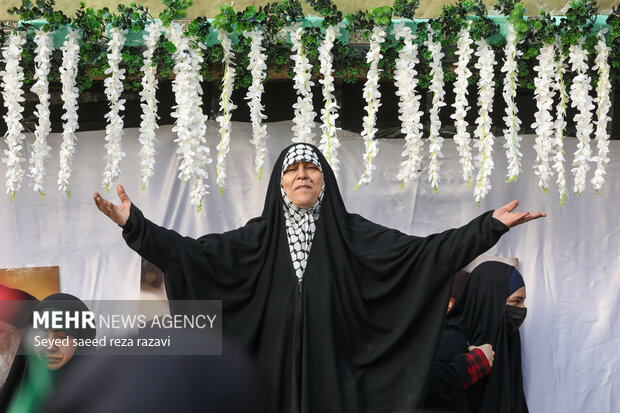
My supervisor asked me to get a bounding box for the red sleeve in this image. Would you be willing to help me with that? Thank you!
[463,348,492,389]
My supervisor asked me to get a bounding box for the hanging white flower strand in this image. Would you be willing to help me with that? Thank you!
[57,28,81,198]
[1,31,26,200]
[169,23,194,187]
[29,30,54,197]
[501,23,523,183]
[215,29,237,193]
[531,42,555,192]
[289,23,317,144]
[169,23,211,212]
[244,28,268,180]
[392,22,424,187]
[425,27,446,193]
[318,23,344,174]
[102,27,127,193]
[451,22,474,186]
[552,48,569,205]
[187,44,212,212]
[568,39,594,196]
[591,30,612,194]
[472,38,497,205]
[355,25,386,189]
[138,21,162,190]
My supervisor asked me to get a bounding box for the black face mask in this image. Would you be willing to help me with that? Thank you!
[505,305,527,335]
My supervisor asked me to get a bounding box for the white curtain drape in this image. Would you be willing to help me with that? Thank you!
[1,121,618,411]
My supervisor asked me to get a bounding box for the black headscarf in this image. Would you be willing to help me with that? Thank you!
[122,142,509,413]
[33,293,96,343]
[446,261,529,413]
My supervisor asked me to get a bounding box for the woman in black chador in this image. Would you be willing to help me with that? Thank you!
[94,143,543,413]
[422,261,529,413]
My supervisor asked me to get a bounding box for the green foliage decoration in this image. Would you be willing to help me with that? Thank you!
[0,0,616,97]
[8,0,70,32]
[559,0,598,49]
[505,2,527,35]
[392,0,419,20]
[342,6,394,83]
[229,5,267,87]
[212,5,237,32]
[158,0,192,27]
[307,0,342,27]
[346,6,392,39]
[330,39,364,83]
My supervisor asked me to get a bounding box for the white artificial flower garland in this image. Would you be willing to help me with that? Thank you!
[552,49,568,205]
[501,23,523,183]
[244,28,268,180]
[188,44,211,213]
[102,27,127,192]
[355,25,386,189]
[169,23,211,212]
[1,31,26,199]
[472,39,496,205]
[591,30,612,193]
[531,42,555,192]
[138,21,162,190]
[392,23,424,186]
[318,23,343,174]
[289,23,317,144]
[57,28,81,198]
[451,23,474,186]
[569,39,594,195]
[215,29,237,193]
[29,30,54,197]
[425,28,445,193]
[1,20,608,207]
[169,23,193,185]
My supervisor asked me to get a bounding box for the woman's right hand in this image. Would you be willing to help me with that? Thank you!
[93,184,132,227]
[468,343,495,367]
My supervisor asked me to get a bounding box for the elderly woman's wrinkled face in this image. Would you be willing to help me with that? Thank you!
[282,161,324,208]
[35,329,77,371]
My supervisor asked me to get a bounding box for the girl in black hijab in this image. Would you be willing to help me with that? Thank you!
[93,143,543,413]
[423,261,529,413]
[0,293,96,413]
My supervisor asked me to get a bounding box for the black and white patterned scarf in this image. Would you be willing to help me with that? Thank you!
[280,144,325,280]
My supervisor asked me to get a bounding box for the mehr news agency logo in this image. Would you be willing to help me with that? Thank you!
[31,305,219,352]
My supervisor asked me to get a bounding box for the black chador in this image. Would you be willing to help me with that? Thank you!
[423,262,529,413]
[121,143,509,413]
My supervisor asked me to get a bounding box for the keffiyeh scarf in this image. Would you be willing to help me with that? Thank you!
[280,144,325,280]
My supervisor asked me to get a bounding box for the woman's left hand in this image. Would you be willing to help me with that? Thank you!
[492,200,546,228]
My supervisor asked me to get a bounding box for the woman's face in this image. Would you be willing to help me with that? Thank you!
[506,286,526,308]
[281,161,324,208]
[35,329,77,371]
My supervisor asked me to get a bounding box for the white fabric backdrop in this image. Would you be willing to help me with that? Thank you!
[1,121,619,412]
